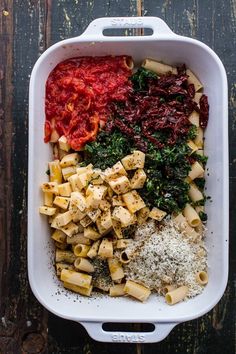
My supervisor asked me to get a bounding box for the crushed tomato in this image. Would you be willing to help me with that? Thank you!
[45,56,132,150]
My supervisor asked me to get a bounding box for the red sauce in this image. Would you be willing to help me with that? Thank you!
[45,56,132,150]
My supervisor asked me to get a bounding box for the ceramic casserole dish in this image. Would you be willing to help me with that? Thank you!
[28,17,228,343]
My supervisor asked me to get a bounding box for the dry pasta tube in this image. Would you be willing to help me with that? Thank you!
[196,271,208,285]
[120,250,132,264]
[182,225,199,242]
[41,182,58,194]
[187,140,198,154]
[108,258,124,281]
[186,69,203,92]
[98,238,113,258]
[172,213,186,228]
[73,244,90,257]
[196,149,204,156]
[165,286,188,305]
[188,111,199,127]
[87,240,101,259]
[63,281,93,296]
[123,56,134,70]
[188,161,205,180]
[67,233,91,245]
[44,191,53,207]
[61,269,92,289]
[54,241,67,250]
[194,127,204,148]
[52,229,67,243]
[49,160,63,184]
[74,257,94,273]
[172,213,197,238]
[194,92,202,104]
[39,206,57,216]
[112,219,123,239]
[183,203,201,227]
[188,183,204,202]
[55,249,76,264]
[56,262,74,276]
[58,147,68,160]
[172,214,196,238]
[162,285,176,295]
[142,58,177,75]
[109,283,126,297]
[124,280,151,302]
[116,239,131,249]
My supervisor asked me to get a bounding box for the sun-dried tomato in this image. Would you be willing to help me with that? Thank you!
[188,83,195,98]
[199,94,209,129]
[106,69,203,147]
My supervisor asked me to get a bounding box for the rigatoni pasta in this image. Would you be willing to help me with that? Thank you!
[74,257,94,273]
[73,244,90,257]
[109,283,126,297]
[188,183,204,202]
[60,269,92,289]
[142,58,177,75]
[63,281,93,296]
[162,285,176,295]
[188,161,205,180]
[183,203,201,227]
[165,286,188,305]
[194,127,204,148]
[186,69,203,91]
[124,280,151,302]
[196,271,208,285]
[108,258,124,281]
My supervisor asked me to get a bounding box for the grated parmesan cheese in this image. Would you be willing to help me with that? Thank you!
[124,220,207,297]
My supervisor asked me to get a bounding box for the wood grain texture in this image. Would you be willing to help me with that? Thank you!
[0,0,235,353]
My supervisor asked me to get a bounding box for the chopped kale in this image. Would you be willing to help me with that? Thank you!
[192,198,205,207]
[176,95,184,102]
[131,67,157,91]
[77,161,87,167]
[140,142,192,213]
[84,130,131,170]
[187,124,198,140]
[192,152,208,167]
[199,211,208,222]
[194,178,206,191]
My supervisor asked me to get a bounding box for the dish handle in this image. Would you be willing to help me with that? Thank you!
[80,17,177,38]
[80,321,178,343]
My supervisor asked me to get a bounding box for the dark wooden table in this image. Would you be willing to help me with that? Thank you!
[0,1,235,353]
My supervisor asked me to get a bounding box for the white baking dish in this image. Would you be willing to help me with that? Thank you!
[28,17,228,343]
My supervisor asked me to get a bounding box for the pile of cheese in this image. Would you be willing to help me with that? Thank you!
[39,148,167,241]
[124,219,207,297]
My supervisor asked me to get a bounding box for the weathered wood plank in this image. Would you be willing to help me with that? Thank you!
[0,0,14,318]
[50,0,140,43]
[0,1,53,353]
